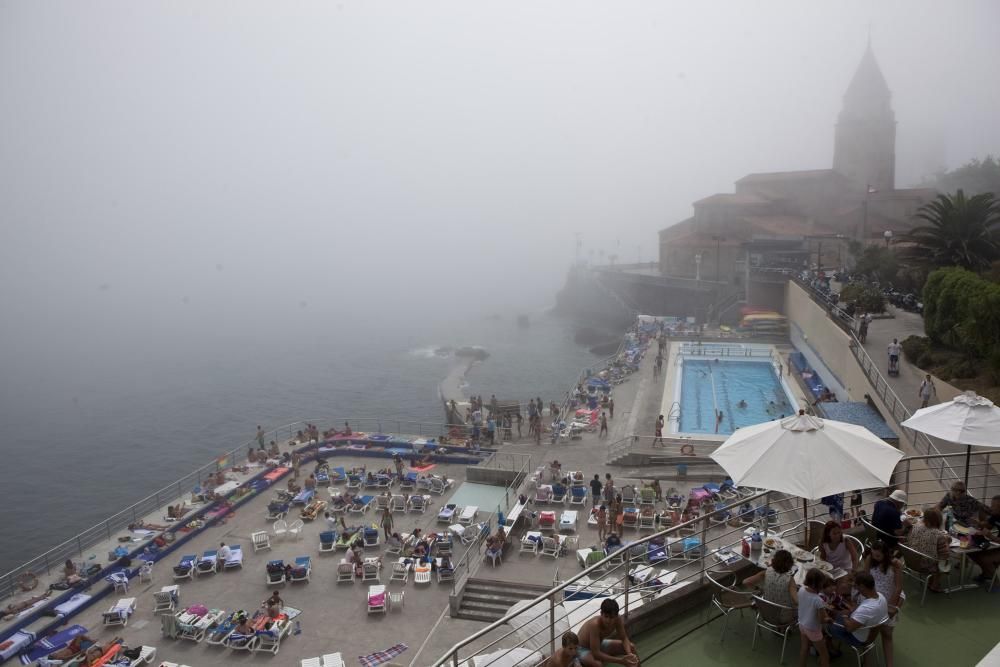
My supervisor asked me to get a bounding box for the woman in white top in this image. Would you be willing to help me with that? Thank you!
[743,549,798,624]
[819,521,859,572]
[862,541,903,667]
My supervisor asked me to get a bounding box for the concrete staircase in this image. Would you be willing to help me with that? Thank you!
[455,577,551,622]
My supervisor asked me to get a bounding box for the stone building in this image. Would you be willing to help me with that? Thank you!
[659,43,935,282]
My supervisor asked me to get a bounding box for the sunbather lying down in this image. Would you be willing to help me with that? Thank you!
[129,520,171,531]
[3,591,51,619]
[82,638,123,664]
[46,634,96,660]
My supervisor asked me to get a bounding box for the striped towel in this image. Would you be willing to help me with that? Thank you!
[358,643,408,667]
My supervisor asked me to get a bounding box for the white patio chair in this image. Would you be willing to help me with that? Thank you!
[252,530,271,552]
[287,519,305,541]
[273,519,290,541]
[389,562,409,584]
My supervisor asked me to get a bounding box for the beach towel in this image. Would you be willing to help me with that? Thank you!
[18,625,88,665]
[358,643,408,667]
[411,464,435,472]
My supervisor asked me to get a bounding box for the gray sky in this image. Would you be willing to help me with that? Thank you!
[2,0,999,334]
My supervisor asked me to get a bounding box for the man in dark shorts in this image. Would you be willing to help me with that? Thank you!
[576,598,638,666]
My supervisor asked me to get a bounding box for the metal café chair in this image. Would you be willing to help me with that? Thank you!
[750,595,798,664]
[706,569,754,644]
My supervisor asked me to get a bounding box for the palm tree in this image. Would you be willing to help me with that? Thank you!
[899,189,1000,271]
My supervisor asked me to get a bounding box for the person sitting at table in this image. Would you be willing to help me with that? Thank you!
[906,507,950,592]
[938,481,985,526]
[860,541,902,666]
[970,494,1000,585]
[819,521,859,572]
[741,549,797,623]
[872,490,911,548]
[821,571,855,613]
[826,572,888,654]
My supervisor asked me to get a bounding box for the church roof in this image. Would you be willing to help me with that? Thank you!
[842,42,892,116]
[736,168,845,184]
[692,192,771,207]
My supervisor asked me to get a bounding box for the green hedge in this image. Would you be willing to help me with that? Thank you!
[923,267,1000,358]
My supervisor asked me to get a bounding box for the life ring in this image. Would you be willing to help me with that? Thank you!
[18,572,38,592]
[680,444,695,456]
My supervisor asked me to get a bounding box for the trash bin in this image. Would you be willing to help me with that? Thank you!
[676,463,688,477]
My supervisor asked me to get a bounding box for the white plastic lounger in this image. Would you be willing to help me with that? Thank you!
[413,564,432,584]
[172,554,197,581]
[196,550,218,575]
[367,585,387,614]
[390,494,407,513]
[407,495,427,513]
[224,544,243,569]
[437,504,457,524]
[253,617,291,654]
[322,653,346,667]
[152,585,179,615]
[127,645,157,666]
[389,560,409,584]
[224,630,257,652]
[103,597,137,627]
[458,505,479,524]
[337,560,355,583]
[559,511,578,533]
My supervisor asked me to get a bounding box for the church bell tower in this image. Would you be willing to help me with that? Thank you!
[833,42,896,192]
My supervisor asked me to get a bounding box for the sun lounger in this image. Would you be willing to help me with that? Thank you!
[349,495,374,513]
[337,560,355,583]
[204,612,238,645]
[533,485,553,504]
[17,624,87,665]
[368,585,387,614]
[407,495,427,513]
[363,527,380,549]
[106,570,130,593]
[126,644,157,666]
[521,531,542,554]
[266,501,289,521]
[436,558,455,583]
[569,486,587,506]
[459,505,479,524]
[559,510,578,533]
[538,511,557,532]
[347,474,363,491]
[400,472,417,491]
[429,477,451,495]
[330,466,347,483]
[197,550,219,575]
[153,585,180,615]
[251,530,271,553]
[551,485,567,504]
[319,530,337,553]
[176,607,227,642]
[622,507,639,529]
[102,597,136,627]
[376,474,392,489]
[437,503,457,524]
[225,630,258,652]
[638,511,656,531]
[362,560,381,582]
[289,556,311,583]
[266,560,286,585]
[300,499,327,521]
[540,537,561,559]
[639,487,656,506]
[621,485,636,505]
[323,652,346,667]
[172,554,197,580]
[413,564,432,584]
[335,529,357,550]
[390,560,410,584]
[293,488,315,505]
[253,614,291,654]
[390,494,407,513]
[375,494,391,512]
[222,544,243,570]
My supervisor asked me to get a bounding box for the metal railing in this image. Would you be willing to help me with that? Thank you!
[432,449,999,667]
[677,342,774,358]
[0,415,478,601]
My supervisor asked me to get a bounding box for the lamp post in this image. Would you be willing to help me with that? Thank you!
[883,229,893,249]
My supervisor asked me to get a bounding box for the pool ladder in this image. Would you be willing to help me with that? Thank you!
[667,401,681,424]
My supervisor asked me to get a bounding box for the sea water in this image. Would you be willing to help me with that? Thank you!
[0,312,597,573]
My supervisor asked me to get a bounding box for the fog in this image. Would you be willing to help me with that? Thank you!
[2,0,999,362]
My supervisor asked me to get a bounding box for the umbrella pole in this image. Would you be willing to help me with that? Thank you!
[965,445,971,486]
[803,498,808,545]
[763,493,771,539]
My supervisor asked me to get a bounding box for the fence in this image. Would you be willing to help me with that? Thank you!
[0,416,473,602]
[431,449,999,667]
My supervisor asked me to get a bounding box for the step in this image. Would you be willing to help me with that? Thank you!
[463,584,544,599]
[461,590,526,604]
[459,599,514,615]
[454,608,503,623]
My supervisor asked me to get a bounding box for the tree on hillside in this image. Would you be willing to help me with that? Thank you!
[899,189,1000,272]
[926,156,1000,197]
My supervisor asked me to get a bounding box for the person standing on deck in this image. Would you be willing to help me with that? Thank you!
[256,426,265,448]
[608,398,615,419]
[486,417,496,445]
[381,506,394,539]
[590,474,603,507]
[516,411,523,440]
[652,415,664,446]
[291,451,302,479]
[599,412,608,438]
[490,394,498,417]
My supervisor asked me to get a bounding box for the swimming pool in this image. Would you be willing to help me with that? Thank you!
[676,359,797,435]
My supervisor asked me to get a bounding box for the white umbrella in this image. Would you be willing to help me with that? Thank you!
[901,391,1000,482]
[710,411,904,499]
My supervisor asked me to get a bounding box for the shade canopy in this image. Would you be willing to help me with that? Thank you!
[710,412,904,499]
[901,391,1000,449]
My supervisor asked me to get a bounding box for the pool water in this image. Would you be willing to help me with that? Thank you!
[677,360,795,435]
[446,482,511,516]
